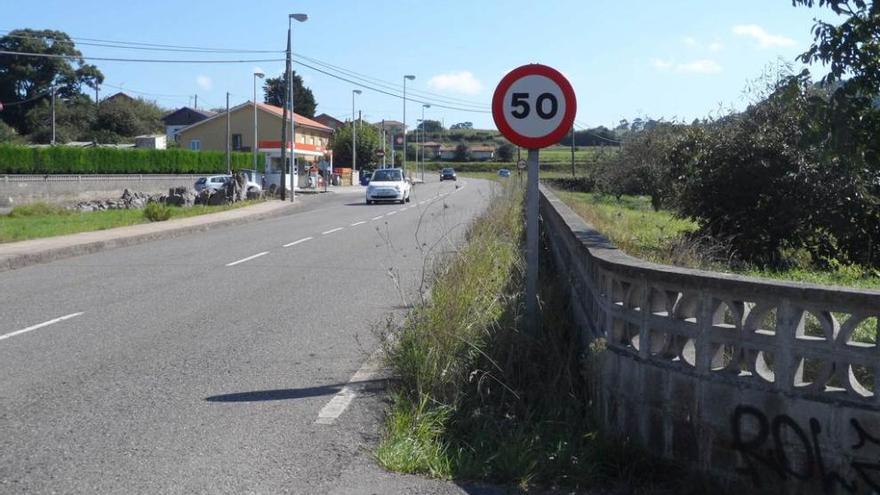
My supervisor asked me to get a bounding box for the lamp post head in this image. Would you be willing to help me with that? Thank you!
[289,13,308,22]
[423,104,431,109]
[254,71,265,78]
[404,75,415,81]
[353,89,362,95]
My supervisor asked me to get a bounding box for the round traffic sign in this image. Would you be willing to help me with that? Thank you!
[492,64,576,149]
[517,159,526,170]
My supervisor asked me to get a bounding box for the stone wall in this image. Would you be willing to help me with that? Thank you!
[0,174,206,207]
[539,184,880,494]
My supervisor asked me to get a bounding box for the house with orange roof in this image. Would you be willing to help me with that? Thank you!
[176,102,333,190]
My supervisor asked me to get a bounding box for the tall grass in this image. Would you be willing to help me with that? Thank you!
[379,181,709,493]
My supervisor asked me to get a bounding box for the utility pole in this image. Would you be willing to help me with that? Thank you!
[279,27,291,201]
[402,75,415,172]
[352,89,361,172]
[50,86,56,145]
[381,119,386,168]
[225,92,231,175]
[194,94,198,110]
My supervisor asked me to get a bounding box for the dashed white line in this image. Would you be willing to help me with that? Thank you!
[0,312,84,342]
[226,251,269,266]
[322,227,344,235]
[371,215,384,221]
[350,221,366,227]
[283,236,313,247]
[315,347,384,425]
[385,211,397,216]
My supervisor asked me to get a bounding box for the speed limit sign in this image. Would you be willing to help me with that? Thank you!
[492,64,576,149]
[492,64,577,335]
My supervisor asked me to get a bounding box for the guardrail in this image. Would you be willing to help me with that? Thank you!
[539,184,880,493]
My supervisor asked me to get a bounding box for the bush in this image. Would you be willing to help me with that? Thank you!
[143,202,171,222]
[0,144,263,175]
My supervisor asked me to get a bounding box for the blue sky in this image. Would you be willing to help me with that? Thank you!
[4,0,838,130]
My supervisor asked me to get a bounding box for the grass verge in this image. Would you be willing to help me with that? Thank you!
[378,180,709,493]
[553,189,880,291]
[0,200,264,243]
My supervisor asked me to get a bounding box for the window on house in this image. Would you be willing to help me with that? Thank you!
[189,139,201,151]
[232,134,242,151]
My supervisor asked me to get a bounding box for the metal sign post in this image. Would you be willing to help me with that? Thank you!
[492,64,577,336]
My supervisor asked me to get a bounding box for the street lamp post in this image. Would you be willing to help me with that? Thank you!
[288,13,307,201]
[253,71,264,172]
[421,103,430,182]
[352,89,362,173]
[402,75,415,173]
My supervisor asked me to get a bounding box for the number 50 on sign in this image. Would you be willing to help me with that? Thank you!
[492,64,576,149]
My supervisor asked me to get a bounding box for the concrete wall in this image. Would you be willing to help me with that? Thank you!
[0,175,206,207]
[539,184,880,494]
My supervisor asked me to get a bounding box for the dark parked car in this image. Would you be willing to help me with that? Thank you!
[498,168,511,177]
[440,168,457,181]
[360,170,373,186]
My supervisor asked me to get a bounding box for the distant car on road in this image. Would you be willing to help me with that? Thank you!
[366,168,411,204]
[360,170,373,186]
[440,168,457,181]
[497,168,511,177]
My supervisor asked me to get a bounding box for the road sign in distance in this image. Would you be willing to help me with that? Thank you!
[517,159,526,170]
[492,64,577,149]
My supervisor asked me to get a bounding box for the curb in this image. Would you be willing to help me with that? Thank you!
[0,201,304,274]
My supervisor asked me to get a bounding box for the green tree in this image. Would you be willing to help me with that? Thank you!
[453,142,470,162]
[331,120,380,170]
[263,71,317,117]
[450,121,473,130]
[93,96,164,140]
[793,0,880,96]
[416,119,443,132]
[496,143,514,162]
[0,29,103,135]
[24,93,96,143]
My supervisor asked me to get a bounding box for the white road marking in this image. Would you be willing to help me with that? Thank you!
[315,347,384,425]
[350,221,366,227]
[371,215,384,221]
[322,227,344,235]
[226,251,269,267]
[283,236,313,247]
[385,211,397,216]
[0,312,84,342]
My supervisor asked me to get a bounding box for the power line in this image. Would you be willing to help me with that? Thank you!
[0,30,491,110]
[295,53,490,109]
[293,58,490,114]
[100,82,190,99]
[0,30,282,54]
[0,49,284,64]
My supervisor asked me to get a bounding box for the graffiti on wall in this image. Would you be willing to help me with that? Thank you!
[731,405,880,494]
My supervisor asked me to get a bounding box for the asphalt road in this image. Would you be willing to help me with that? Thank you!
[0,177,505,494]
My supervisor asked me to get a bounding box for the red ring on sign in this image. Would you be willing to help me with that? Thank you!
[492,64,577,149]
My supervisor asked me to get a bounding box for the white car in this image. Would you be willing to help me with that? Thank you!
[366,168,411,204]
[195,174,262,193]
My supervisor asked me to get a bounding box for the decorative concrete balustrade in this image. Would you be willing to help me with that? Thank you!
[539,184,880,494]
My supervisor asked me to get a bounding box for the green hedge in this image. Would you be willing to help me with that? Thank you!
[0,145,264,175]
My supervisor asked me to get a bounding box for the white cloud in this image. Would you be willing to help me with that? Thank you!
[651,58,722,74]
[651,58,674,70]
[427,71,483,95]
[732,24,796,48]
[678,59,722,74]
[682,36,698,47]
[196,75,213,91]
[707,41,724,52]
